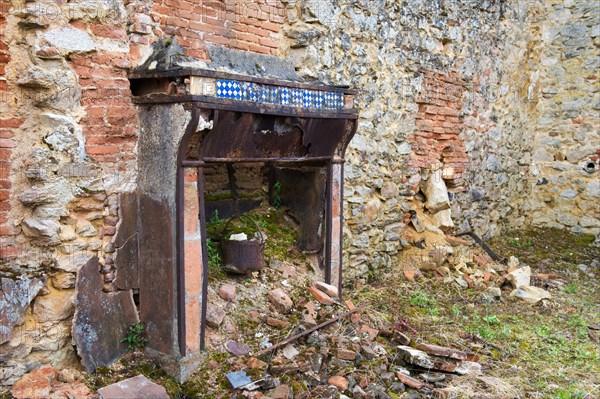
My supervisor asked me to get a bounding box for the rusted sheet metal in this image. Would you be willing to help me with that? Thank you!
[132,95,358,120]
[129,69,357,94]
[271,167,327,253]
[197,111,351,160]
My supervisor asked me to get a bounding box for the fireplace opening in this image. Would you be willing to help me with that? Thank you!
[196,160,331,349]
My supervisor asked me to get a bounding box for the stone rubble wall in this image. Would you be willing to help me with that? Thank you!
[278,0,542,277]
[0,0,138,384]
[0,0,598,385]
[526,0,600,234]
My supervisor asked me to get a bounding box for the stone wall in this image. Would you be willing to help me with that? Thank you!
[277,0,543,277]
[0,0,598,385]
[526,0,600,234]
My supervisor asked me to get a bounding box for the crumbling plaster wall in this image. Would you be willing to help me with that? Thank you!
[0,0,139,384]
[0,0,598,386]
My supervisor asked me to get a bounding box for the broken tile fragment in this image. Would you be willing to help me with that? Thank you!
[315,281,339,298]
[310,285,334,304]
[395,372,424,389]
[328,375,349,391]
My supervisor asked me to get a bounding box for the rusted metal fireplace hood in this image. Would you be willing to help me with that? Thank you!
[129,39,358,146]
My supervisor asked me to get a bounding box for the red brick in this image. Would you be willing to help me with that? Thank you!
[0,118,23,128]
[0,138,14,148]
[90,24,128,39]
[87,145,119,155]
[259,37,279,48]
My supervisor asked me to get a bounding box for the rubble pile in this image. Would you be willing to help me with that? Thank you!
[218,283,484,399]
[403,210,554,304]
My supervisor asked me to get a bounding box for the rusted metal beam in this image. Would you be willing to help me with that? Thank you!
[324,162,333,286]
[255,307,360,357]
[457,231,504,263]
[202,157,333,163]
[132,95,359,119]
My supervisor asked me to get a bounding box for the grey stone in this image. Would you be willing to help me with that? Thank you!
[585,181,600,197]
[206,306,226,328]
[21,218,61,245]
[560,189,578,199]
[56,253,95,273]
[396,346,434,369]
[0,276,46,344]
[455,361,483,375]
[17,66,55,89]
[470,187,485,201]
[44,28,96,56]
[73,257,139,372]
[560,24,588,38]
[208,44,300,81]
[389,381,405,393]
[419,372,445,383]
[510,286,552,304]
[304,0,341,26]
[506,266,531,289]
[225,341,251,356]
[98,375,168,399]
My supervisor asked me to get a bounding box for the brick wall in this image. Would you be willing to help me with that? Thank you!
[68,21,138,176]
[0,0,19,256]
[410,69,468,190]
[152,0,285,59]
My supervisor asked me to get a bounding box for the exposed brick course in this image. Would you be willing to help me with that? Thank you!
[152,0,285,59]
[409,69,468,189]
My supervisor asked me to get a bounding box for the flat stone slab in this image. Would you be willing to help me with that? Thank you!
[98,375,169,399]
[72,257,139,372]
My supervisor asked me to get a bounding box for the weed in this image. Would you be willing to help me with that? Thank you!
[483,314,501,325]
[206,238,226,279]
[564,283,578,294]
[210,209,220,225]
[451,304,462,317]
[508,237,533,248]
[120,323,148,352]
[554,387,588,399]
[272,181,282,208]
[409,291,439,315]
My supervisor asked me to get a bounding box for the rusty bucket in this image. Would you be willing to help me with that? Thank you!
[221,215,265,274]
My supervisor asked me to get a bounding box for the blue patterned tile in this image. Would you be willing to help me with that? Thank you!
[215,79,346,110]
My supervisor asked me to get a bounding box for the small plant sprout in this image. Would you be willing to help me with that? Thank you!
[120,323,148,352]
